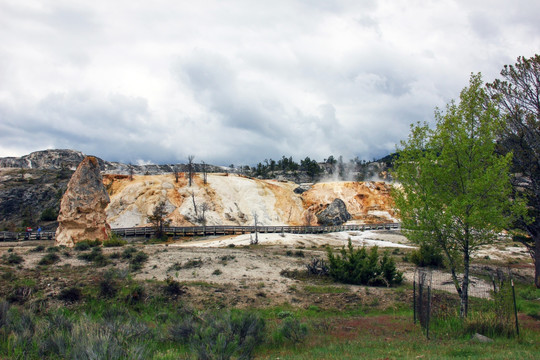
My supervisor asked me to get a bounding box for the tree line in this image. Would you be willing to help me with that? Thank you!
[231,155,389,181]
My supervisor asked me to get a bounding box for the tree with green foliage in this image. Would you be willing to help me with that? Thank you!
[393,73,523,317]
[486,54,540,288]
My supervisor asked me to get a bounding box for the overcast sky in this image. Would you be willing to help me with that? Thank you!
[1,0,539,166]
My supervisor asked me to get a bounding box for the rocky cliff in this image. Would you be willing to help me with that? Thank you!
[0,168,71,230]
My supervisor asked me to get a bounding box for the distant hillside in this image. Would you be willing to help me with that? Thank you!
[0,149,395,230]
[0,149,225,175]
[0,149,394,181]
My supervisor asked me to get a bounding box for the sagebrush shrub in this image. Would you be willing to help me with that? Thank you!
[129,251,149,271]
[99,270,119,298]
[121,247,138,259]
[169,316,195,344]
[274,316,308,344]
[77,247,109,267]
[38,253,60,266]
[4,252,24,265]
[326,239,403,286]
[190,311,266,360]
[30,245,45,253]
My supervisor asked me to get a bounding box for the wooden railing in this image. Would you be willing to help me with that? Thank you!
[0,223,400,241]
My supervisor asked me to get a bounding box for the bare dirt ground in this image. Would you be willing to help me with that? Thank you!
[0,230,534,310]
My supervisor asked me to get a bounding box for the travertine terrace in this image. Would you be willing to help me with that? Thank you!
[104,173,397,228]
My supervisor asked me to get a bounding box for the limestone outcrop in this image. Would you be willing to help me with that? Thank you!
[55,156,111,247]
[316,198,351,226]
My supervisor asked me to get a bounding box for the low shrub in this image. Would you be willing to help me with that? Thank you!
[7,285,34,304]
[326,239,403,286]
[77,247,109,266]
[121,247,138,259]
[273,316,308,344]
[163,277,185,297]
[129,251,148,271]
[74,239,101,251]
[410,243,445,268]
[103,233,127,247]
[182,258,203,269]
[219,255,236,265]
[38,253,60,266]
[124,284,145,304]
[190,311,266,360]
[169,316,195,344]
[30,245,45,253]
[57,287,82,303]
[99,270,119,298]
[4,252,24,265]
[167,262,183,272]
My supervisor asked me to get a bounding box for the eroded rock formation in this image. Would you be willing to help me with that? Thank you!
[55,156,111,247]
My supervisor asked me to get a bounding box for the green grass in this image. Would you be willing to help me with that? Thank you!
[0,246,539,360]
[516,284,540,318]
[261,335,540,359]
[303,285,350,294]
[0,287,538,360]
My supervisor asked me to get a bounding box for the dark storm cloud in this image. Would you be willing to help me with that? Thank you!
[0,0,539,165]
[0,92,167,163]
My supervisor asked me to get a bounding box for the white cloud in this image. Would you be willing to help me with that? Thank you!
[0,0,539,165]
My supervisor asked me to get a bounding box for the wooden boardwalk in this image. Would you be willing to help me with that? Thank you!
[0,223,400,242]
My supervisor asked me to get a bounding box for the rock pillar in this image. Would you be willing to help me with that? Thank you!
[55,156,111,247]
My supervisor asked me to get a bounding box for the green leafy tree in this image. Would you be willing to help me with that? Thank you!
[486,54,540,288]
[393,73,523,317]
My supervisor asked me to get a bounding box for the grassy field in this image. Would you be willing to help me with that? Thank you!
[0,241,539,359]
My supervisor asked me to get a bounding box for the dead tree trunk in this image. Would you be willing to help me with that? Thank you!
[187,155,195,187]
